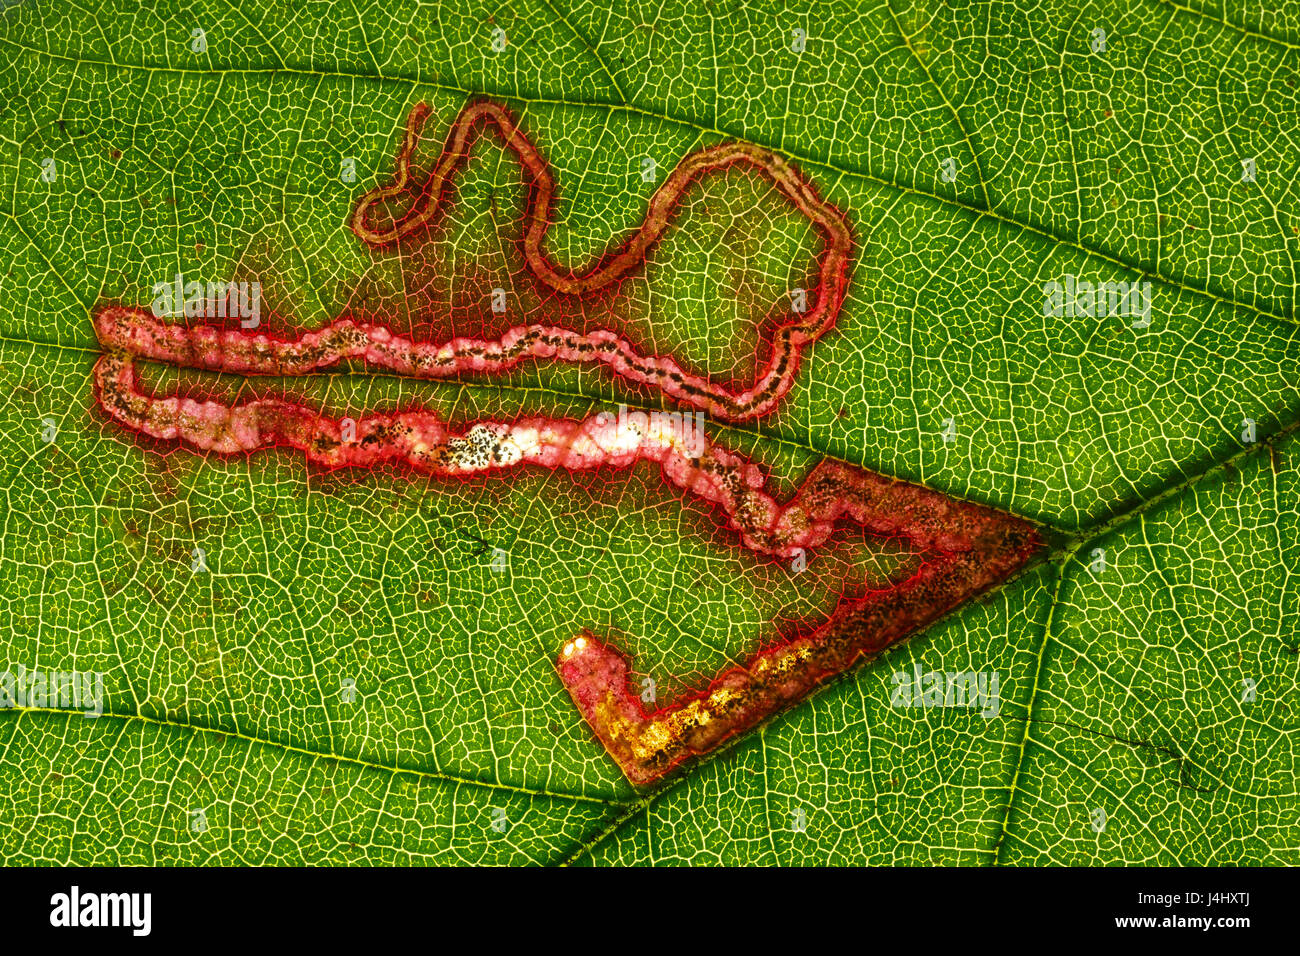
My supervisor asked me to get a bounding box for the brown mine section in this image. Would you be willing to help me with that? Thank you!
[345,99,851,405]
[558,461,1045,784]
[346,164,768,401]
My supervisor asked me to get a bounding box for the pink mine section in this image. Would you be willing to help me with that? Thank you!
[93,348,911,562]
[93,305,800,422]
[555,634,644,748]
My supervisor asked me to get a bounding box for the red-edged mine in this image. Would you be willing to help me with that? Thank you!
[92,99,1041,787]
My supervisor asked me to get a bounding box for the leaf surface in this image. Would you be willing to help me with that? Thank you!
[0,0,1295,864]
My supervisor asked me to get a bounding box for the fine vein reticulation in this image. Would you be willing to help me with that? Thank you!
[92,98,1042,787]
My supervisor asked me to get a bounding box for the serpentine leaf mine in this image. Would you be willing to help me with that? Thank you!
[93,98,1043,786]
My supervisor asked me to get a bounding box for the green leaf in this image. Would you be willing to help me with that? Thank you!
[0,0,1295,865]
